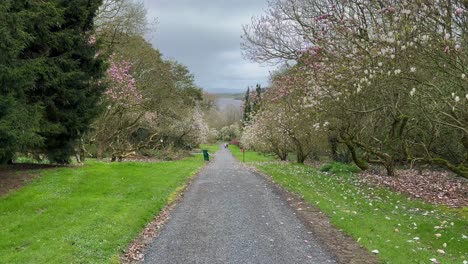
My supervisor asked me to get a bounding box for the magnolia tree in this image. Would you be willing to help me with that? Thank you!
[242,68,328,163]
[91,55,148,161]
[91,54,209,160]
[190,106,211,145]
[243,0,467,177]
[219,124,241,142]
[241,107,292,161]
[158,106,210,149]
[88,2,207,161]
[321,0,468,176]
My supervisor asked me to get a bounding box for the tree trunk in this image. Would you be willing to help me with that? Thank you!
[384,159,395,176]
[345,141,369,170]
[292,137,307,164]
[353,141,396,176]
[431,158,468,179]
[280,153,288,161]
[296,152,306,164]
[75,154,82,164]
[274,150,288,161]
[329,135,339,161]
[97,145,104,160]
[79,147,85,163]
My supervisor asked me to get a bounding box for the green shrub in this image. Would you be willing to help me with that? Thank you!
[319,162,361,174]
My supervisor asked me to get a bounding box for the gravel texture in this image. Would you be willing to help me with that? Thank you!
[143,146,337,264]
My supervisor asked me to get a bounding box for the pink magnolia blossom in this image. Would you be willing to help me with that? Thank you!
[104,55,143,107]
[88,35,97,45]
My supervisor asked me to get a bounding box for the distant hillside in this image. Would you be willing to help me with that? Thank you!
[214,93,244,100]
[205,87,247,94]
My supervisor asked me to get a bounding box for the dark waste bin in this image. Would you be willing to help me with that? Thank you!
[202,150,209,161]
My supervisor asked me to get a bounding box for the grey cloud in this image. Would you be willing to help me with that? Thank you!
[142,0,274,92]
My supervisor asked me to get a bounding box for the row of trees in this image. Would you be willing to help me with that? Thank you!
[0,0,210,164]
[205,94,242,142]
[207,85,264,143]
[241,0,467,178]
[92,0,211,162]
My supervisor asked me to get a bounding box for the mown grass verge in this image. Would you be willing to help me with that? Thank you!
[0,156,206,264]
[199,144,220,154]
[228,145,276,162]
[229,149,467,264]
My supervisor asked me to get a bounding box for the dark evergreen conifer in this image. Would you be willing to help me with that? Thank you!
[0,0,105,164]
[242,87,251,126]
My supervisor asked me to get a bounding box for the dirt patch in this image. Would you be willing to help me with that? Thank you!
[120,163,208,264]
[359,169,468,208]
[246,165,379,264]
[0,164,60,197]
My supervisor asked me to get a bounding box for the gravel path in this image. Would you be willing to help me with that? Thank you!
[143,146,337,264]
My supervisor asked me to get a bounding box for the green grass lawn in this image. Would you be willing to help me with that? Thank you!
[0,156,206,263]
[199,144,220,154]
[229,149,467,264]
[228,145,277,162]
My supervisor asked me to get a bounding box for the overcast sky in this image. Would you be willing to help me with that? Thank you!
[142,0,273,93]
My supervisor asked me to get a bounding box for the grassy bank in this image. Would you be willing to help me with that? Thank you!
[0,156,207,263]
[229,148,467,263]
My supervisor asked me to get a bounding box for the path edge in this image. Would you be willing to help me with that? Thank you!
[120,157,213,264]
[242,162,379,264]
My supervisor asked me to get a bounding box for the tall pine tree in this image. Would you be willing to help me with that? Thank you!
[0,0,47,163]
[251,84,262,114]
[242,87,251,126]
[0,0,106,164]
